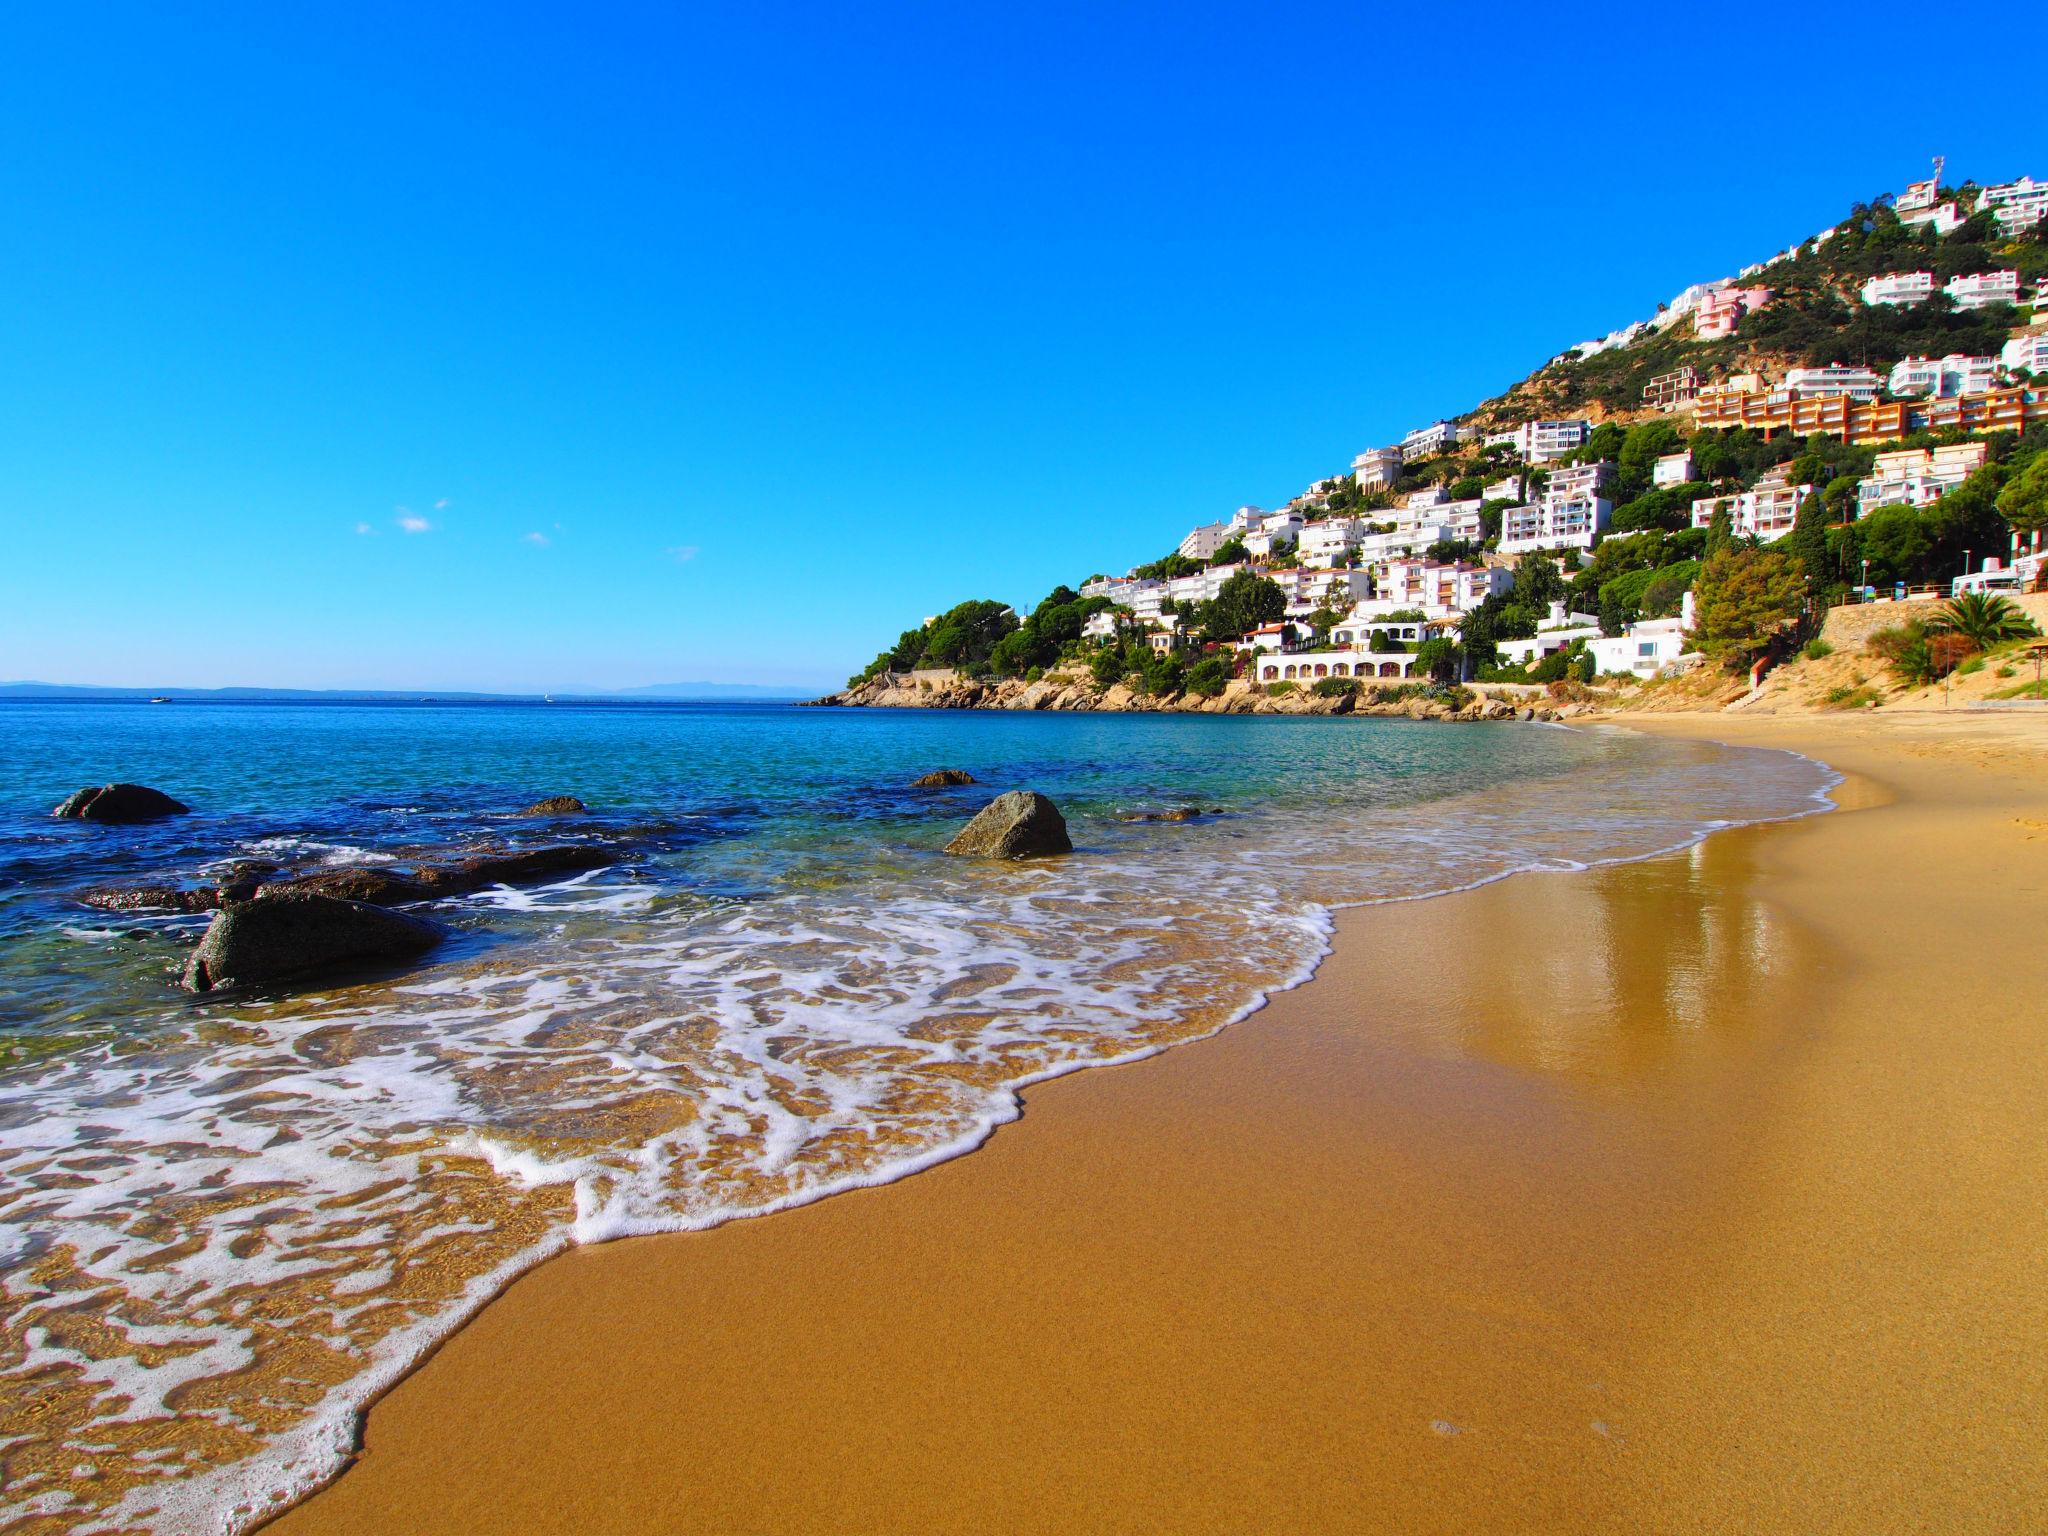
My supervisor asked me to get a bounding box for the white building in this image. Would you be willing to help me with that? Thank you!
[1862,272,1936,307]
[1373,560,1512,617]
[1352,447,1403,493]
[1781,365,1883,402]
[1945,270,2021,311]
[1485,419,1591,464]
[1856,443,1989,517]
[1253,648,1424,685]
[1296,517,1361,568]
[2002,333,2048,376]
[1898,201,1965,236]
[1400,420,1462,458]
[1896,176,1940,214]
[1691,467,1810,541]
[1081,609,1121,641]
[1177,521,1230,561]
[1590,615,1691,678]
[1652,450,1694,488]
[1886,353,2000,399]
[1499,462,1613,554]
[1494,602,1604,667]
[1481,474,1525,503]
[1983,176,2048,235]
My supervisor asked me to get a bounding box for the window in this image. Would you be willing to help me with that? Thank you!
[1637,642,1656,658]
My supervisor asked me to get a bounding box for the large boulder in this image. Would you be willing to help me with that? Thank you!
[517,795,587,817]
[911,769,976,788]
[52,784,189,824]
[81,885,221,914]
[182,892,442,993]
[943,791,1073,860]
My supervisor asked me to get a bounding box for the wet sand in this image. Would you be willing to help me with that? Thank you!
[271,712,2048,1535]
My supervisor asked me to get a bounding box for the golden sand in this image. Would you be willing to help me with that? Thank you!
[269,711,2048,1535]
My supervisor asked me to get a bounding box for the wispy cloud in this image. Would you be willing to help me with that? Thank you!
[666,544,699,564]
[354,521,376,536]
[396,507,433,534]
[520,531,551,547]
[433,498,450,511]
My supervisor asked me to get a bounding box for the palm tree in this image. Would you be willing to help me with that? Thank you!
[1927,592,2040,650]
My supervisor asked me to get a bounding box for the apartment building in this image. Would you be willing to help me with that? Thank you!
[1694,286,1771,340]
[1485,419,1591,463]
[1862,272,1936,307]
[1856,443,1990,516]
[1242,514,1302,559]
[2002,333,2048,376]
[1887,354,2000,399]
[1945,270,2021,311]
[1641,366,1699,411]
[1177,521,1231,561]
[1781,365,1883,402]
[1352,448,1403,494]
[1984,176,2048,234]
[1374,560,1512,616]
[1296,518,1361,568]
[1499,462,1613,554]
[1896,176,1940,213]
[1400,420,1462,458]
[1691,467,1810,541]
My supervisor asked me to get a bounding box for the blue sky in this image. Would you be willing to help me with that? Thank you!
[3,3,2041,692]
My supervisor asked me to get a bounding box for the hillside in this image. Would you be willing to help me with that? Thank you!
[844,167,2048,701]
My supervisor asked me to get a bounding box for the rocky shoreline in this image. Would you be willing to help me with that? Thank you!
[813,668,1590,723]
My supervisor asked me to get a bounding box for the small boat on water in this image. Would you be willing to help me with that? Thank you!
[147,696,173,704]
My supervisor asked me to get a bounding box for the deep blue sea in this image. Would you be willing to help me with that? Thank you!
[0,700,1832,1532]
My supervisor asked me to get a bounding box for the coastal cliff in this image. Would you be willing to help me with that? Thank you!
[813,667,1580,722]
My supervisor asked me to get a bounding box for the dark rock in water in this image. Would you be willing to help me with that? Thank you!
[911,769,977,788]
[412,845,612,895]
[182,892,442,993]
[81,885,221,914]
[1115,806,1212,823]
[517,795,588,817]
[281,868,431,906]
[943,791,1072,860]
[52,784,190,824]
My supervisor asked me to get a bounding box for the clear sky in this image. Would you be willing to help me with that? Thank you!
[3,3,2041,692]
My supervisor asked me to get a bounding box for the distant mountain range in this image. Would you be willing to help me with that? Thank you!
[0,681,823,702]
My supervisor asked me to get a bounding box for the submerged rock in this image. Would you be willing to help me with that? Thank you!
[517,795,588,817]
[182,892,443,993]
[1114,806,1214,823]
[911,769,976,788]
[281,868,432,906]
[81,885,221,914]
[411,845,612,894]
[52,784,190,824]
[943,791,1073,860]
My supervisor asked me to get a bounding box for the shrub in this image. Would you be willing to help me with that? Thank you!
[1266,680,1297,696]
[1822,684,1882,709]
[1311,676,1360,698]
[1184,656,1233,698]
[1803,637,1834,661]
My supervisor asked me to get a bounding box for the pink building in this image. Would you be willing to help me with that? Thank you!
[1694,286,1772,341]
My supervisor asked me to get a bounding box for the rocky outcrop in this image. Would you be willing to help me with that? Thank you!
[911,769,976,787]
[80,845,613,918]
[1114,806,1218,823]
[52,784,190,823]
[182,892,443,994]
[517,795,587,817]
[81,885,222,914]
[817,671,1578,723]
[943,791,1073,860]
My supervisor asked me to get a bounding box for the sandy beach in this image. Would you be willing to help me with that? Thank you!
[269,710,2048,1536]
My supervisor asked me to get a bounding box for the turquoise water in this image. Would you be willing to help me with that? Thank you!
[0,701,1832,1532]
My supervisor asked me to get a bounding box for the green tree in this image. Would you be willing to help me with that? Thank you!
[1414,636,1463,682]
[1996,453,2048,540]
[1693,546,1805,666]
[1196,570,1288,642]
